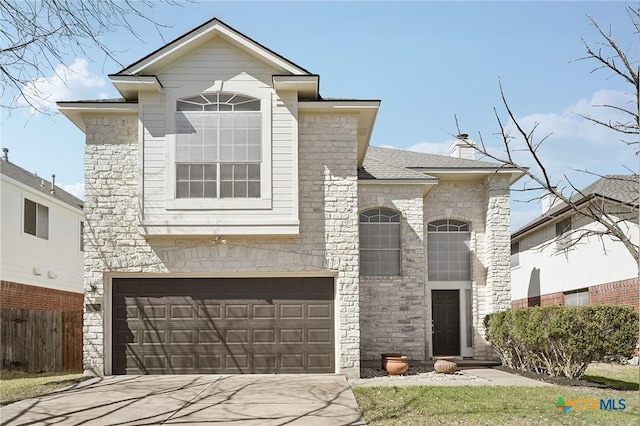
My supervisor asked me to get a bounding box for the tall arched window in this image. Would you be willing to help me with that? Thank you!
[175,92,261,199]
[359,208,401,276]
[427,219,471,281]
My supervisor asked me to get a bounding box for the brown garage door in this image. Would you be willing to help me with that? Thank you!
[112,277,334,374]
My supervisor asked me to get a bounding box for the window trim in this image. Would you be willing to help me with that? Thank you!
[427,219,472,282]
[359,207,402,277]
[555,216,572,251]
[165,82,272,210]
[564,288,589,306]
[510,241,520,269]
[23,197,49,240]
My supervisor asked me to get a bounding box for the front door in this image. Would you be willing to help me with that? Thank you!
[432,290,460,356]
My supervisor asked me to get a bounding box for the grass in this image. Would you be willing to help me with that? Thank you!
[353,386,639,425]
[354,363,639,425]
[583,362,640,391]
[0,370,84,405]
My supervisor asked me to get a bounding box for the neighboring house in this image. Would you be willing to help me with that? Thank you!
[0,150,84,310]
[511,175,639,310]
[0,150,84,371]
[57,18,522,378]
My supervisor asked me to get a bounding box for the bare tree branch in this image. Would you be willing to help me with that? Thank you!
[0,0,186,114]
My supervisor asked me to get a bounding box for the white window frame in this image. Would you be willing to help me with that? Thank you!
[23,198,49,240]
[564,288,589,306]
[555,216,572,251]
[165,82,272,210]
[359,208,402,276]
[510,241,520,269]
[427,219,471,282]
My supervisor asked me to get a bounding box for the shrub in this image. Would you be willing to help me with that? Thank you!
[484,305,639,379]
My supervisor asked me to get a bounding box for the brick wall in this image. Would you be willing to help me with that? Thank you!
[0,280,82,312]
[589,278,639,311]
[511,277,639,311]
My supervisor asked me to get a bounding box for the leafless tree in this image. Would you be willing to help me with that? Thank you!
[0,0,182,113]
[462,6,639,260]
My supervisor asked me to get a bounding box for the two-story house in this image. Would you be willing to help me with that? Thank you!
[58,19,522,378]
[1,150,84,371]
[511,175,639,310]
[1,150,84,310]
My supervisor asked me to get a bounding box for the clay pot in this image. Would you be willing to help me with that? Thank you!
[381,353,402,370]
[434,357,457,374]
[384,356,409,375]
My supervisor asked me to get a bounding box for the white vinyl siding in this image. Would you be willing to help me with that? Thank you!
[138,38,299,235]
[510,241,520,268]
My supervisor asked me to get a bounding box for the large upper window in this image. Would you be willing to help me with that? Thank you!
[427,219,471,281]
[176,93,261,199]
[359,208,401,276]
[24,198,49,240]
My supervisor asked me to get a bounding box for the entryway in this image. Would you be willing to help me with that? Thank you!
[431,289,460,356]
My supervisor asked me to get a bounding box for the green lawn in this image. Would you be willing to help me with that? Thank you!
[354,386,638,425]
[354,363,639,425]
[0,371,84,405]
[583,362,640,391]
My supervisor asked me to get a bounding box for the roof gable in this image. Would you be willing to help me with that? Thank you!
[114,18,311,77]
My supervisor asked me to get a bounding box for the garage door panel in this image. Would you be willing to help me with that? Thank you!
[112,277,334,374]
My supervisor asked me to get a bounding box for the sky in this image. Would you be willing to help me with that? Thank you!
[1,1,637,231]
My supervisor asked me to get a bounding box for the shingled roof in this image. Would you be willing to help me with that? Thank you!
[512,174,639,238]
[1,159,84,210]
[360,145,513,180]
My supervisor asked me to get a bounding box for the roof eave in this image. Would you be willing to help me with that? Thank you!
[108,75,163,101]
[56,102,138,132]
[359,178,439,196]
[273,75,319,100]
[299,100,381,168]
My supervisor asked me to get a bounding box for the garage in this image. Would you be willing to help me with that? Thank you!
[111,277,334,374]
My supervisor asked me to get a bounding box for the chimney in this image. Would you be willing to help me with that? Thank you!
[449,133,476,160]
[541,190,560,214]
[50,174,56,195]
[2,148,8,161]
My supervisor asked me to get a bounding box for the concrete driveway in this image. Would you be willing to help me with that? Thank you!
[0,375,365,426]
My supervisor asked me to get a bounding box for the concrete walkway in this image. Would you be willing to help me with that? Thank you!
[1,375,365,426]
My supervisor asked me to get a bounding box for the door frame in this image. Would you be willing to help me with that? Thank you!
[428,281,474,358]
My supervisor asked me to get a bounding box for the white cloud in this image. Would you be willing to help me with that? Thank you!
[62,182,84,200]
[18,58,108,113]
[405,141,452,156]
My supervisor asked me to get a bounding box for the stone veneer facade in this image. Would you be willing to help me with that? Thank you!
[83,114,361,377]
[357,178,511,363]
[82,115,512,376]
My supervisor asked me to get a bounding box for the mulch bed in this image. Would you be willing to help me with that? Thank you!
[494,365,609,388]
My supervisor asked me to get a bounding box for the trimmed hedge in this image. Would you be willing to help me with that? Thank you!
[484,305,639,378]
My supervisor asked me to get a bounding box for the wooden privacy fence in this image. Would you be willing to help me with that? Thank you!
[0,308,82,372]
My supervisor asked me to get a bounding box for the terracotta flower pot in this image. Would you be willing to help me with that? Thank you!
[384,355,409,375]
[434,357,457,374]
[381,353,403,370]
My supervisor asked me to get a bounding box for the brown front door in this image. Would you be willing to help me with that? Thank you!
[432,290,460,356]
[112,277,334,374]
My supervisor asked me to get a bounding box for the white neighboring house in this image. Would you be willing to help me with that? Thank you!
[0,150,84,312]
[511,175,639,310]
